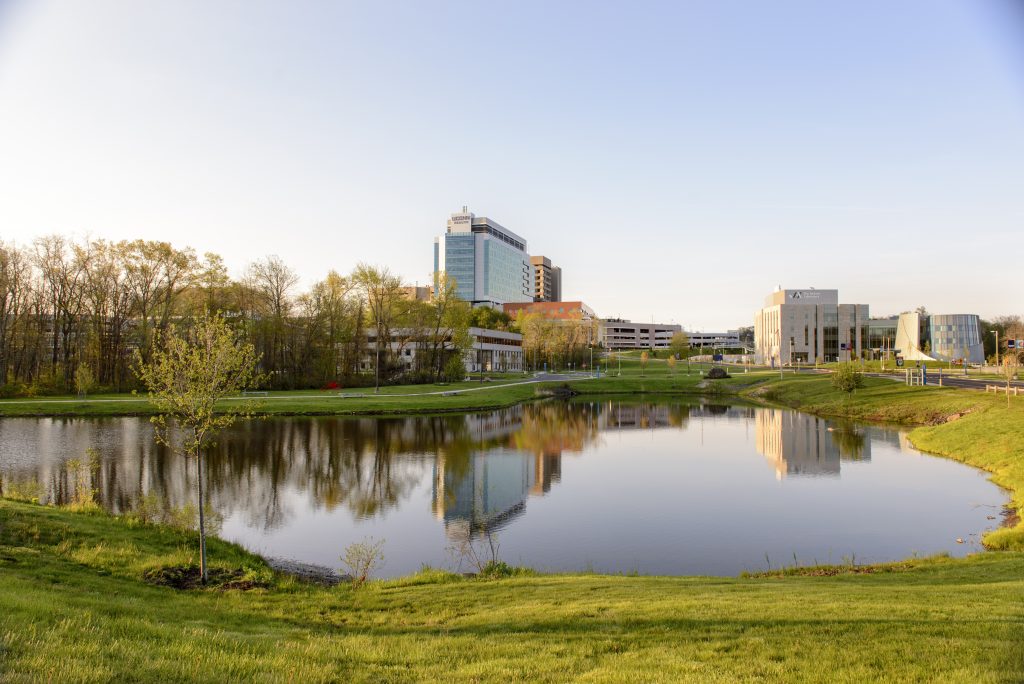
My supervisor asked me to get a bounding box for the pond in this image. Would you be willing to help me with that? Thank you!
[0,400,1006,577]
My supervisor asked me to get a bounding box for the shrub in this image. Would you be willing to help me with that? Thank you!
[706,367,730,380]
[832,362,864,393]
[444,355,466,383]
[341,537,385,589]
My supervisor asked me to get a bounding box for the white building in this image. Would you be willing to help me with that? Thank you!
[361,327,524,374]
[754,288,869,365]
[598,319,681,350]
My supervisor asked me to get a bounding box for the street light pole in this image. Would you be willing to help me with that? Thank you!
[991,330,999,368]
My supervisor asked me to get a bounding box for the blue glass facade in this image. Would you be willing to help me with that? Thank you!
[443,233,477,301]
[483,239,531,304]
[929,314,983,362]
[437,213,533,306]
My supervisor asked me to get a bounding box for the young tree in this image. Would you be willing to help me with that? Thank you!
[640,350,649,377]
[667,355,677,375]
[1003,355,1019,407]
[74,362,95,398]
[669,331,690,359]
[136,313,262,583]
[831,362,864,394]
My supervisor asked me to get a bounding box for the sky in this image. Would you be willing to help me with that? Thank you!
[1,0,1022,330]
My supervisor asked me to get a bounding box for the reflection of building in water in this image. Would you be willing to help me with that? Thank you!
[433,449,554,536]
[596,403,694,430]
[755,409,872,479]
[432,403,584,539]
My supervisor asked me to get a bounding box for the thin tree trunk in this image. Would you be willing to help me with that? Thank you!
[197,448,208,584]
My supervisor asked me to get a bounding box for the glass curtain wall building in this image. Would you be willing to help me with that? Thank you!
[930,314,983,363]
[434,207,534,308]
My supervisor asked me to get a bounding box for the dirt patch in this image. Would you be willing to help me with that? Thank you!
[143,565,268,591]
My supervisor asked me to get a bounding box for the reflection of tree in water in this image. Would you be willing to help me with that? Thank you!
[7,400,710,537]
[829,422,867,461]
[204,416,489,528]
[511,402,600,457]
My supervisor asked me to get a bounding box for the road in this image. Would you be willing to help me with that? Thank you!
[865,370,1024,391]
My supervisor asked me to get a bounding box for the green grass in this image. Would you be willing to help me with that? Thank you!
[2,499,1023,682]
[0,362,740,417]
[0,380,547,417]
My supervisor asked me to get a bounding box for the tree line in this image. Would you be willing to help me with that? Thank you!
[0,236,476,396]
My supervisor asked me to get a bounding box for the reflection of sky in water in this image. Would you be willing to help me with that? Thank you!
[0,403,1006,577]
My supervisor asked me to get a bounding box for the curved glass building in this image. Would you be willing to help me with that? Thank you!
[929,314,983,363]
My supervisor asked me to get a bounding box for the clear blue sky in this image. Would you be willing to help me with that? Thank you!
[1,0,1022,329]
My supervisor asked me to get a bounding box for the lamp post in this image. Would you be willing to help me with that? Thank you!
[374,337,380,394]
[991,330,999,368]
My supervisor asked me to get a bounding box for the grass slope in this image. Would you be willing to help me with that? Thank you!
[2,500,1023,682]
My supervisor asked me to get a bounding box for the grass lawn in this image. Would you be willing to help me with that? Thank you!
[0,361,734,417]
[2,499,1023,682]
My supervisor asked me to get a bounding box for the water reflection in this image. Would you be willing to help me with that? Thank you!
[0,401,1004,576]
[755,408,870,478]
[0,403,927,524]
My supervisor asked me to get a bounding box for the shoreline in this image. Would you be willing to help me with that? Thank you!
[3,371,1021,551]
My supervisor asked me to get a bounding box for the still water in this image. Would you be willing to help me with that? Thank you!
[0,401,1006,577]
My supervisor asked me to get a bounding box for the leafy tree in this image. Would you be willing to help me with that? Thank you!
[468,306,511,331]
[669,331,690,359]
[831,362,864,394]
[667,355,677,375]
[640,350,649,377]
[423,273,471,381]
[444,354,466,382]
[352,264,404,393]
[136,313,263,583]
[74,362,95,398]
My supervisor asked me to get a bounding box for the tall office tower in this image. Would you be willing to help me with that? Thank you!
[434,207,534,307]
[529,255,562,302]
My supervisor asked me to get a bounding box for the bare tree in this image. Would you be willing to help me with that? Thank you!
[246,256,300,387]
[34,235,86,388]
[0,242,33,386]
